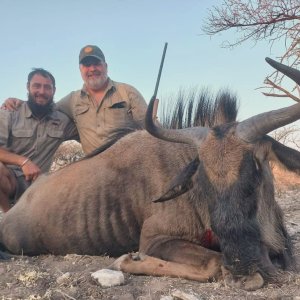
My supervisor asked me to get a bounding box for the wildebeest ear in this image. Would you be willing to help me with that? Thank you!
[153,158,200,203]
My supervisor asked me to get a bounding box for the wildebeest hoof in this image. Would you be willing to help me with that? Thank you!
[132,252,149,261]
[108,254,132,271]
[131,252,142,261]
[222,266,264,291]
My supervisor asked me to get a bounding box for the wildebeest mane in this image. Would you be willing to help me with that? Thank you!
[160,88,238,129]
[87,88,239,159]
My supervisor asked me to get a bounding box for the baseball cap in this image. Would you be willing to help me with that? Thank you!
[79,45,106,64]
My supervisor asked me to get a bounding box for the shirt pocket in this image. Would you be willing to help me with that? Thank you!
[74,105,90,128]
[11,129,35,152]
[75,106,89,116]
[12,129,34,138]
[46,128,64,139]
[104,101,130,128]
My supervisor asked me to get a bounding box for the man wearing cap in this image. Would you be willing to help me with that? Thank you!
[3,45,148,155]
[0,68,78,212]
[58,45,148,154]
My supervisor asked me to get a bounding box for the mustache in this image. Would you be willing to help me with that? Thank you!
[34,94,48,100]
[28,93,53,104]
[87,71,102,76]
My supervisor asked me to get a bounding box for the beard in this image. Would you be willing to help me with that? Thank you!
[85,73,108,90]
[27,93,54,118]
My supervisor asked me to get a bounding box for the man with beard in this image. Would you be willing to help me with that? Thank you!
[0,68,78,212]
[57,44,148,154]
[3,45,148,154]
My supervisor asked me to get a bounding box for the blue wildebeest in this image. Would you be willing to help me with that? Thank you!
[0,58,298,291]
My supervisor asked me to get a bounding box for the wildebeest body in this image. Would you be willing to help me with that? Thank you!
[0,131,199,256]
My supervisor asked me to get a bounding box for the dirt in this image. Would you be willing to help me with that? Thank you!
[0,166,299,300]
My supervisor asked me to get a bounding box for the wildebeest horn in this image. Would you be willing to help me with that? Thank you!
[265,57,300,85]
[145,96,208,145]
[236,58,300,142]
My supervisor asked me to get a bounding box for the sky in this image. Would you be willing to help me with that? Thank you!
[0,0,296,121]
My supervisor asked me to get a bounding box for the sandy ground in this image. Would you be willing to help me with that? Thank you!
[0,166,299,300]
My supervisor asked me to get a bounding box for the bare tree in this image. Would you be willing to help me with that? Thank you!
[203,0,300,101]
[271,125,300,149]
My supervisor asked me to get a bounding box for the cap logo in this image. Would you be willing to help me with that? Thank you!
[84,46,93,53]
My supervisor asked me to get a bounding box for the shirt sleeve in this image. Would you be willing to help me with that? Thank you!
[56,92,74,119]
[126,85,148,127]
[0,110,11,147]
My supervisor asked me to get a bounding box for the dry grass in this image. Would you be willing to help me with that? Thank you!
[273,163,300,191]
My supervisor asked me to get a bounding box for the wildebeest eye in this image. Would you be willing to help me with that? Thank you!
[254,157,263,172]
[153,158,200,203]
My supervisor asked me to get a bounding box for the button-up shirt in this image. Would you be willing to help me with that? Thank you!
[0,102,78,176]
[57,78,147,154]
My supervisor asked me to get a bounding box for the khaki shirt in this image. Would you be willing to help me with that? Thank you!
[57,78,147,154]
[0,102,78,176]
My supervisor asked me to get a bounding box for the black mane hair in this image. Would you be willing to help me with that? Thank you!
[161,88,238,129]
[87,88,239,158]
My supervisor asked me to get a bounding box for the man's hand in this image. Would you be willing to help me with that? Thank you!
[21,159,41,181]
[1,98,23,111]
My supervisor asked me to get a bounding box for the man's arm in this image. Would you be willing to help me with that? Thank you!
[127,85,160,126]
[126,85,148,127]
[0,148,41,181]
[55,92,74,119]
[0,111,40,181]
[2,92,74,118]
[1,98,24,111]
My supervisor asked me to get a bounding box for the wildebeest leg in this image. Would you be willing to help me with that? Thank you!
[110,238,223,282]
[148,238,262,290]
[109,251,222,282]
[0,163,16,212]
[123,237,264,290]
[163,239,265,290]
